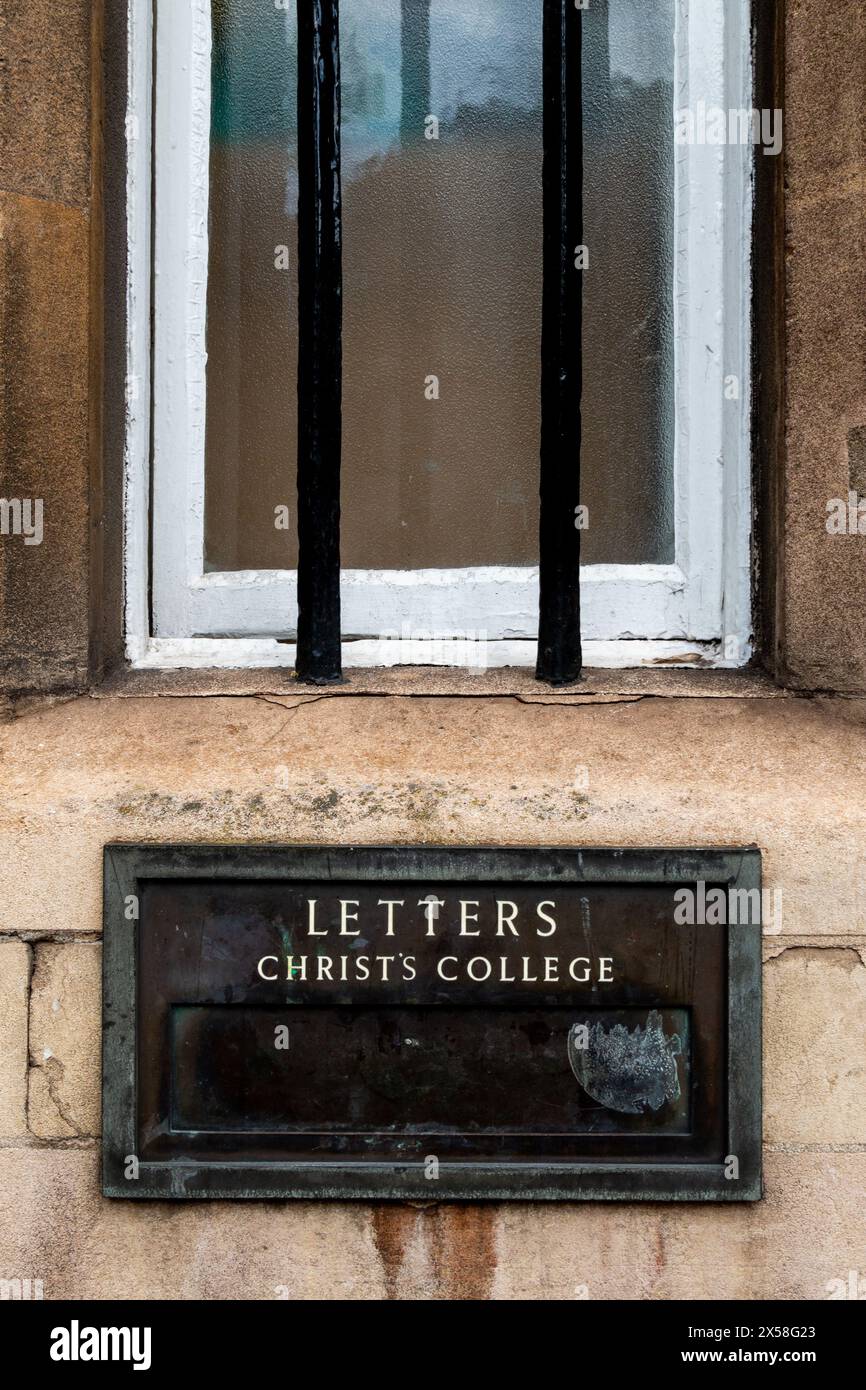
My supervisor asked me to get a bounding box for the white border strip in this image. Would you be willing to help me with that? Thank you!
[135,637,733,672]
[123,0,153,664]
[150,0,211,638]
[178,564,690,641]
[721,0,755,654]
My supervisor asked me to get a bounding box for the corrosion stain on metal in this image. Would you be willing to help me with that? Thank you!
[568,1009,683,1115]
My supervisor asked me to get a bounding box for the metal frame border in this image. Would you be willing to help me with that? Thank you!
[103,843,762,1201]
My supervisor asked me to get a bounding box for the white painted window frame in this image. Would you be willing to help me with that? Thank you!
[125,0,753,671]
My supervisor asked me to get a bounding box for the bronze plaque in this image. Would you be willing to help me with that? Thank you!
[103,846,761,1200]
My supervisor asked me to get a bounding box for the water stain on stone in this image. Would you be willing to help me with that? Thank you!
[428,1206,497,1301]
[371,1204,497,1300]
[370,1206,418,1300]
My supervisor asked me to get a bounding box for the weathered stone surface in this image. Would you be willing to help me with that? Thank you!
[27,944,100,1139]
[494,1152,866,1300]
[0,1148,383,1301]
[764,945,866,1146]
[783,0,866,690]
[0,0,92,208]
[0,1147,863,1300]
[784,178,866,691]
[785,0,865,192]
[0,192,91,694]
[0,942,30,1137]
[1,692,865,937]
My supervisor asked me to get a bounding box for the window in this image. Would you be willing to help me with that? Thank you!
[125,0,753,677]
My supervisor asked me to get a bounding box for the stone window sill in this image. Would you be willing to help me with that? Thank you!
[93,664,787,704]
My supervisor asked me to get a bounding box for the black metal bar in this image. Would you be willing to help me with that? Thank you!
[296,0,343,683]
[536,0,583,685]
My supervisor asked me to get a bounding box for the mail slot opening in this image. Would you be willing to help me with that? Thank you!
[169,1005,693,1155]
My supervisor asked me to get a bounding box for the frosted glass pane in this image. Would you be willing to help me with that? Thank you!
[204,0,300,571]
[340,0,544,569]
[204,0,675,571]
[581,0,675,563]
[340,0,675,570]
